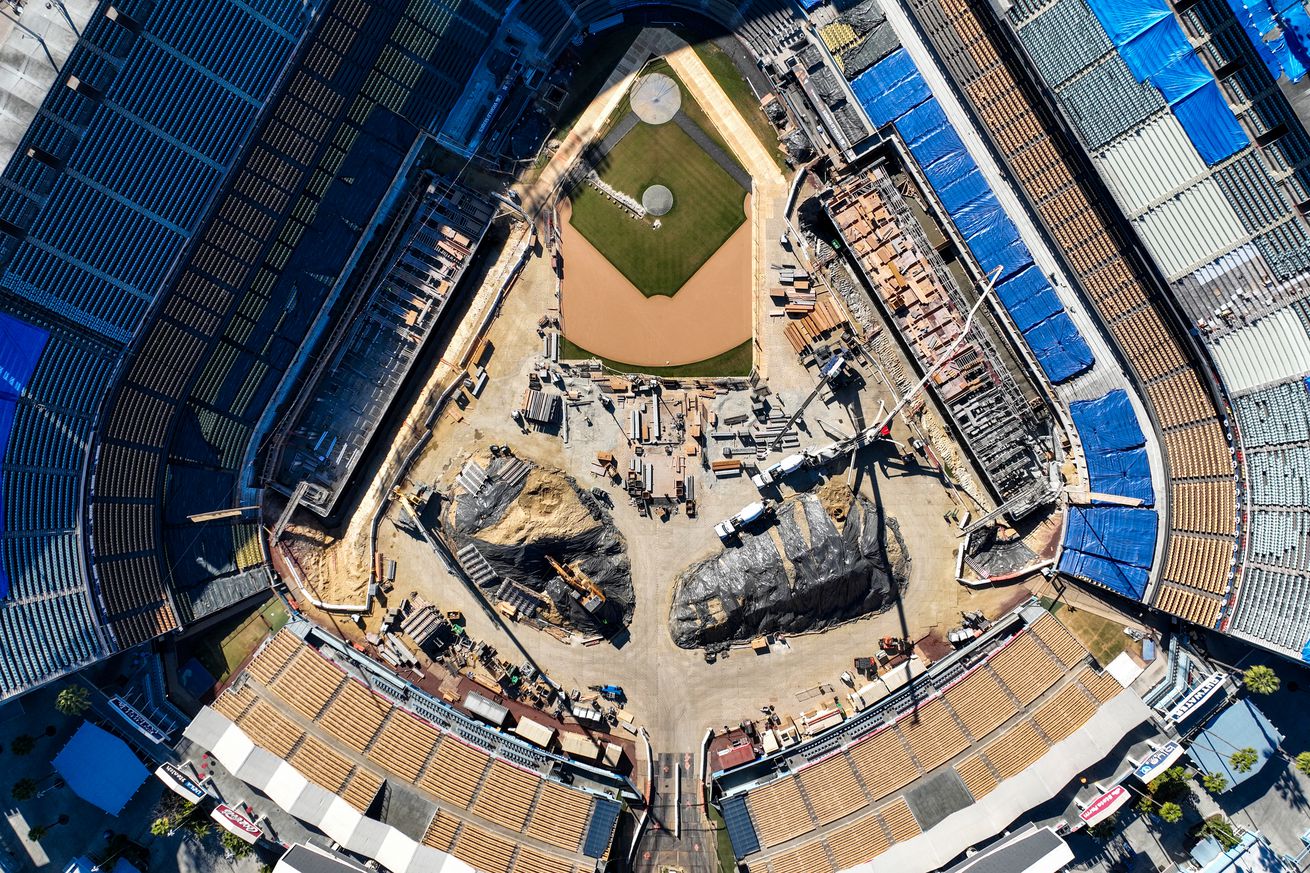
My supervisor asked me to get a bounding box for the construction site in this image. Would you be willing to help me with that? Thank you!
[246,14,1089,767]
[236,11,1144,872]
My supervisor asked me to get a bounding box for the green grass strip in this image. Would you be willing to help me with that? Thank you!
[560,336,753,378]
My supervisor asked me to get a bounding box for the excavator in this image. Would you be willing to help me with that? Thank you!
[546,555,606,614]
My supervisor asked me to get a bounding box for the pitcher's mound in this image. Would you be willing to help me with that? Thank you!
[631,72,680,124]
[642,184,674,216]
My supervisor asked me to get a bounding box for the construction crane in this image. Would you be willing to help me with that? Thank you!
[768,351,848,452]
[765,264,1000,482]
[546,555,606,614]
[825,265,1005,459]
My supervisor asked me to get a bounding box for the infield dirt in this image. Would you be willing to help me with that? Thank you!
[558,195,753,367]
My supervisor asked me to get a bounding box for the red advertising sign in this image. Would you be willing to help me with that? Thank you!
[1079,785,1130,826]
[210,804,262,845]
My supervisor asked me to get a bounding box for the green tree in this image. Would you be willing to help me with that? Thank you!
[55,685,90,717]
[1158,802,1184,823]
[1295,751,1310,777]
[10,778,36,801]
[1198,816,1241,851]
[1243,665,1280,695]
[1201,772,1228,794]
[1230,747,1258,773]
[220,831,253,859]
[11,734,35,755]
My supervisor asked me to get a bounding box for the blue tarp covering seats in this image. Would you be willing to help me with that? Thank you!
[1060,550,1151,599]
[1022,313,1095,383]
[1060,505,1158,599]
[1187,699,1282,788]
[1302,635,1310,663]
[850,52,1103,390]
[1149,52,1213,102]
[721,795,761,858]
[1063,505,1157,568]
[1060,505,1157,598]
[1070,390,1155,504]
[52,723,148,815]
[1087,0,1174,45]
[1227,0,1310,82]
[996,266,1064,332]
[1172,82,1248,164]
[583,798,622,857]
[1088,0,1249,163]
[951,189,1005,235]
[850,49,929,127]
[1086,448,1153,504]
[977,236,1035,283]
[897,98,951,144]
[0,312,49,599]
[1120,15,1194,80]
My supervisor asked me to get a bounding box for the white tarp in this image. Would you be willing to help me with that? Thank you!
[375,828,419,873]
[266,762,309,811]
[319,796,364,846]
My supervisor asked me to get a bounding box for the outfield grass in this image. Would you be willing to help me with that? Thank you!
[1039,598,1140,665]
[569,120,746,296]
[642,58,743,174]
[189,597,289,684]
[561,336,753,378]
[682,35,788,171]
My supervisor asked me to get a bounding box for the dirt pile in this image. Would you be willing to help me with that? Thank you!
[477,468,600,545]
[668,488,908,648]
[441,455,634,630]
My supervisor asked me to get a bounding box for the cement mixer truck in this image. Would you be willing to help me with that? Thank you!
[714,499,776,542]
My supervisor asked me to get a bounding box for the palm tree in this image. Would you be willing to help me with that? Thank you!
[11,734,35,755]
[1201,772,1228,794]
[55,685,91,717]
[1158,802,1183,823]
[1230,747,1258,773]
[27,825,49,842]
[11,779,37,801]
[1296,751,1310,777]
[1242,665,1280,695]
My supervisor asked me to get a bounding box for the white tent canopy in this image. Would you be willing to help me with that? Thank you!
[183,708,519,873]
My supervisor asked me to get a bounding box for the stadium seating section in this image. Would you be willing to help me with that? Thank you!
[903,0,1237,625]
[731,619,1122,870]
[212,631,606,872]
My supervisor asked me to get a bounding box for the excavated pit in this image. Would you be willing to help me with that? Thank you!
[669,485,908,648]
[439,455,634,631]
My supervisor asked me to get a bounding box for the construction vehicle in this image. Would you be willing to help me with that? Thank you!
[589,684,626,703]
[546,555,606,614]
[714,499,775,542]
[880,636,911,656]
[752,452,810,489]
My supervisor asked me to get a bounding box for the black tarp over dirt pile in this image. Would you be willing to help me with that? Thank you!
[669,485,908,648]
[439,456,635,629]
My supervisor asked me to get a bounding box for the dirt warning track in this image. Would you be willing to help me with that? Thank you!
[559,196,752,368]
